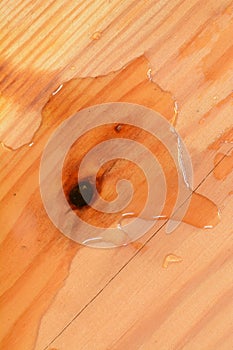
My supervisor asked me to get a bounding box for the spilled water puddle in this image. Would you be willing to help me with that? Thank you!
[1,56,220,248]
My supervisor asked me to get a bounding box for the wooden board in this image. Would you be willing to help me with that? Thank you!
[0,0,233,349]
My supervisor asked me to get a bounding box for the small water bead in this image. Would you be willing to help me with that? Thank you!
[91,31,102,40]
[162,254,183,269]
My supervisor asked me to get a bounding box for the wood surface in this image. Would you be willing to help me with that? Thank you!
[0,0,233,349]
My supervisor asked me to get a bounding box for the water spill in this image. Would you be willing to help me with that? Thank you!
[2,55,220,247]
[162,254,183,269]
[214,151,233,180]
[37,56,220,246]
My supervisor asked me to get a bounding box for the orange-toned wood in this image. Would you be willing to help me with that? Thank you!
[0,1,233,349]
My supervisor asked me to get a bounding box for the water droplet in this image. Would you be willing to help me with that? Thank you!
[91,31,102,40]
[198,118,206,125]
[162,254,182,268]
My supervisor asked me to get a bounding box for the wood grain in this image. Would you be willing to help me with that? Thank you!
[0,0,233,349]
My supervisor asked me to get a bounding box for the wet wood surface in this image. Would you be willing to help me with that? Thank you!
[0,1,233,349]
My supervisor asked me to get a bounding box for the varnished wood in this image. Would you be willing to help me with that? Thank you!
[0,0,233,349]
